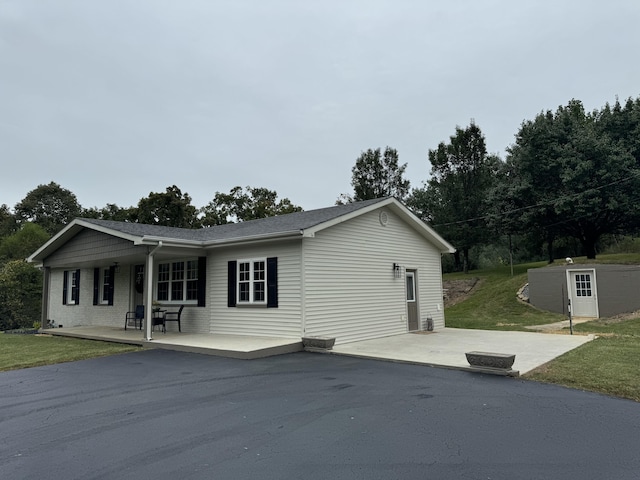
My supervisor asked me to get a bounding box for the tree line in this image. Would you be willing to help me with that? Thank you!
[0,184,301,330]
[2,95,640,329]
[343,96,640,272]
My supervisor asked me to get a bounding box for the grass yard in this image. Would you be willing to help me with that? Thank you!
[0,333,141,372]
[444,261,565,330]
[525,334,640,402]
[446,255,640,402]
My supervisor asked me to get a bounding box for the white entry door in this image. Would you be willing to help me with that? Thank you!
[568,270,598,318]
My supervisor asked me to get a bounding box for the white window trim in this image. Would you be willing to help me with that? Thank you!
[237,258,267,305]
[406,271,416,303]
[68,270,78,305]
[100,268,111,305]
[155,258,199,305]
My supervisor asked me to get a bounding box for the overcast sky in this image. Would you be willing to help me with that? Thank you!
[2,0,639,213]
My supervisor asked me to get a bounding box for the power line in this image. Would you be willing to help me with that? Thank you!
[431,169,640,228]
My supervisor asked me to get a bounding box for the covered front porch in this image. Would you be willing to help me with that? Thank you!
[45,326,303,359]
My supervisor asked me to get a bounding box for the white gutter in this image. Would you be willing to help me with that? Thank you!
[144,241,163,341]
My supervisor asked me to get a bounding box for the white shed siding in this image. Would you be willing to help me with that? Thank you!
[208,240,302,338]
[303,208,445,344]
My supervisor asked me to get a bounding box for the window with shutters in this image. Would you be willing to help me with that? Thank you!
[238,258,266,304]
[63,269,80,305]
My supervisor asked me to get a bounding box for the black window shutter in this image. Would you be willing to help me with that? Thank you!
[267,257,278,308]
[63,271,68,305]
[108,266,115,306]
[93,268,100,305]
[197,256,207,307]
[227,260,237,307]
[75,269,81,304]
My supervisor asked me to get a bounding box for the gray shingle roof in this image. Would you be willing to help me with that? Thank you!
[80,197,389,243]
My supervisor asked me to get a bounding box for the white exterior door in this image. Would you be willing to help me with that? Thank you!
[568,270,598,318]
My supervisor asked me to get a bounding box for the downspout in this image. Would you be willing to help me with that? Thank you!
[300,235,306,337]
[144,241,163,341]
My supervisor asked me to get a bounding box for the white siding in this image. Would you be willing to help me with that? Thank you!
[208,240,302,338]
[302,208,445,344]
[46,265,211,333]
[47,266,132,328]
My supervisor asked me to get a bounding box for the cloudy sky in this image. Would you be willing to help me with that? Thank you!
[2,0,639,213]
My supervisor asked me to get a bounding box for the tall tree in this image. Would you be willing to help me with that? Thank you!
[0,204,18,238]
[201,186,302,225]
[82,203,138,222]
[0,223,50,263]
[409,123,499,272]
[14,182,82,235]
[136,185,200,228]
[504,99,640,259]
[345,146,410,202]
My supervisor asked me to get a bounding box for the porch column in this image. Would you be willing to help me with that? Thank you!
[40,267,50,331]
[144,242,163,341]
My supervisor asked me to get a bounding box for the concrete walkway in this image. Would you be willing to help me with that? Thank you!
[524,316,594,332]
[331,328,595,375]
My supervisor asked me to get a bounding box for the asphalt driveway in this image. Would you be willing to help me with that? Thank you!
[1,349,638,480]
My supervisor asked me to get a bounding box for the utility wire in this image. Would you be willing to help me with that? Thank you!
[431,169,640,228]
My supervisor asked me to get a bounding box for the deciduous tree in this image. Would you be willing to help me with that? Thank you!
[0,223,50,263]
[14,182,82,235]
[136,186,200,228]
[504,99,640,259]
[201,186,302,225]
[344,147,410,202]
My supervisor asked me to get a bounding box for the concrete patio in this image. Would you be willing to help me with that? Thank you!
[42,325,595,375]
[45,326,304,359]
[331,328,595,375]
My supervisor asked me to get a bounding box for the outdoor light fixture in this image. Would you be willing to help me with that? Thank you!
[113,262,120,273]
[393,263,401,278]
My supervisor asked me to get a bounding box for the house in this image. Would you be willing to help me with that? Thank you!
[28,197,455,345]
[528,263,640,319]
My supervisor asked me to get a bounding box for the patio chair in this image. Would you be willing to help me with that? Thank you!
[163,305,184,332]
[125,305,144,330]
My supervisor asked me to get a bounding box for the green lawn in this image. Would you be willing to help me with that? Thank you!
[444,261,565,330]
[445,255,640,402]
[525,335,640,402]
[0,333,140,372]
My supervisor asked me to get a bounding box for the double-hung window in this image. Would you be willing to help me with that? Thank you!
[93,266,115,306]
[63,269,81,305]
[156,259,199,303]
[238,259,266,304]
[228,257,277,308]
[101,268,112,304]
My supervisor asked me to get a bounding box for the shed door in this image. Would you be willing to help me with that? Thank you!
[569,270,598,318]
[406,270,419,331]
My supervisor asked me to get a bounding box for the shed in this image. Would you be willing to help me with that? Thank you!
[528,264,640,318]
